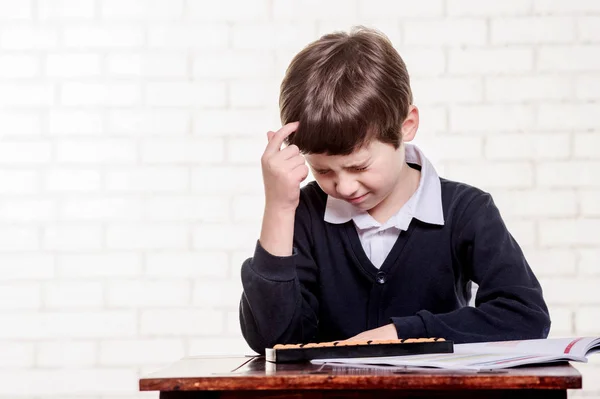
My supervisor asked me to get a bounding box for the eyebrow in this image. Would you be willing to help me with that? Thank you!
[313,158,371,172]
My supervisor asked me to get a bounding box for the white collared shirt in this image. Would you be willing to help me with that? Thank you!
[324,144,445,268]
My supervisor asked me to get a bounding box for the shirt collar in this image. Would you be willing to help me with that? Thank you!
[323,143,445,229]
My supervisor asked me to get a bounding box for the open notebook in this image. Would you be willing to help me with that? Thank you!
[311,337,600,371]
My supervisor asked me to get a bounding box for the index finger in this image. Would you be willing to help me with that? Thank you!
[265,121,299,154]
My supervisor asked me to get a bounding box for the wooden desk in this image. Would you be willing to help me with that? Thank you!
[139,356,582,399]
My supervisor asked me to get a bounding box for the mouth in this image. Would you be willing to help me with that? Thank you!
[346,193,369,204]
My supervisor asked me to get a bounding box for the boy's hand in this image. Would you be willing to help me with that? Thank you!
[261,121,308,212]
[345,323,398,342]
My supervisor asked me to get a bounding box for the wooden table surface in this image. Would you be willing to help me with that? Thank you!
[139,356,582,398]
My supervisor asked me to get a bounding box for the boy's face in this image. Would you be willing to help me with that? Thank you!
[304,140,408,212]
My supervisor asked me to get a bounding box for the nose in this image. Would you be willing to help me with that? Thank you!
[335,174,359,198]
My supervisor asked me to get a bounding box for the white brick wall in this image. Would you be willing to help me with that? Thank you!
[0,1,598,398]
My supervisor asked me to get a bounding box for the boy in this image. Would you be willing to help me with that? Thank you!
[239,27,550,354]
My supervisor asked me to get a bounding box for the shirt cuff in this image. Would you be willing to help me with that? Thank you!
[390,315,427,339]
[249,240,298,282]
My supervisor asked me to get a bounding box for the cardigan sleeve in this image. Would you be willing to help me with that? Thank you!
[239,191,320,354]
[391,192,551,343]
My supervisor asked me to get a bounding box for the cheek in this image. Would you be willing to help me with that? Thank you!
[313,176,335,196]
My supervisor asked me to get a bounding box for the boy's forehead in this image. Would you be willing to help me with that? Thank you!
[305,146,371,167]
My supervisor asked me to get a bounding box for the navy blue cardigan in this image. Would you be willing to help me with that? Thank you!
[239,179,550,354]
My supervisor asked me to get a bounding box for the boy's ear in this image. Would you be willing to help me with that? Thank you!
[401,105,419,142]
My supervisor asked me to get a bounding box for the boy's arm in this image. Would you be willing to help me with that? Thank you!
[239,122,318,354]
[390,193,551,343]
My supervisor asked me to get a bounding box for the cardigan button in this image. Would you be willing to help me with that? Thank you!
[376,271,387,284]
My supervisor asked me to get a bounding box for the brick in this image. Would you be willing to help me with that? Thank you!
[140,309,223,335]
[48,110,103,135]
[0,55,39,77]
[491,17,574,44]
[141,138,224,164]
[44,281,103,308]
[106,224,188,249]
[411,77,483,104]
[448,0,533,16]
[450,105,536,133]
[193,109,281,136]
[43,226,103,251]
[105,167,188,192]
[0,199,56,222]
[56,139,137,164]
[0,254,54,280]
[0,111,42,136]
[143,196,229,223]
[576,74,600,100]
[275,0,359,19]
[107,109,189,136]
[523,248,577,277]
[414,106,447,133]
[229,79,280,108]
[61,82,141,106]
[232,23,316,50]
[193,51,275,79]
[538,104,600,130]
[192,280,242,308]
[0,283,41,309]
[534,0,600,13]
[148,24,228,48]
[232,194,265,222]
[579,249,600,275]
[0,83,54,106]
[60,197,142,221]
[0,227,39,251]
[37,341,96,367]
[145,82,227,107]
[187,0,269,21]
[45,53,101,77]
[485,133,570,160]
[485,75,573,102]
[0,311,136,339]
[191,166,263,193]
[38,0,95,19]
[63,25,144,48]
[0,141,51,164]
[189,337,253,356]
[192,223,260,251]
[574,133,600,158]
[225,309,242,335]
[449,48,533,74]
[538,46,600,71]
[578,16,600,41]
[443,162,533,189]
[575,307,600,334]
[540,278,600,305]
[227,137,268,164]
[537,161,600,187]
[0,342,34,367]
[0,170,38,194]
[145,252,228,278]
[107,53,187,77]
[404,19,487,46]
[358,0,443,17]
[107,280,190,306]
[57,253,142,277]
[397,48,446,77]
[492,189,577,217]
[0,26,58,49]
[0,369,136,396]
[0,0,32,19]
[412,136,484,162]
[547,307,574,335]
[44,169,102,192]
[101,0,183,19]
[502,219,536,248]
[100,339,185,365]
[540,219,600,246]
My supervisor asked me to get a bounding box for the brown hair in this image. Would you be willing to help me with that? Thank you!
[280,26,413,155]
